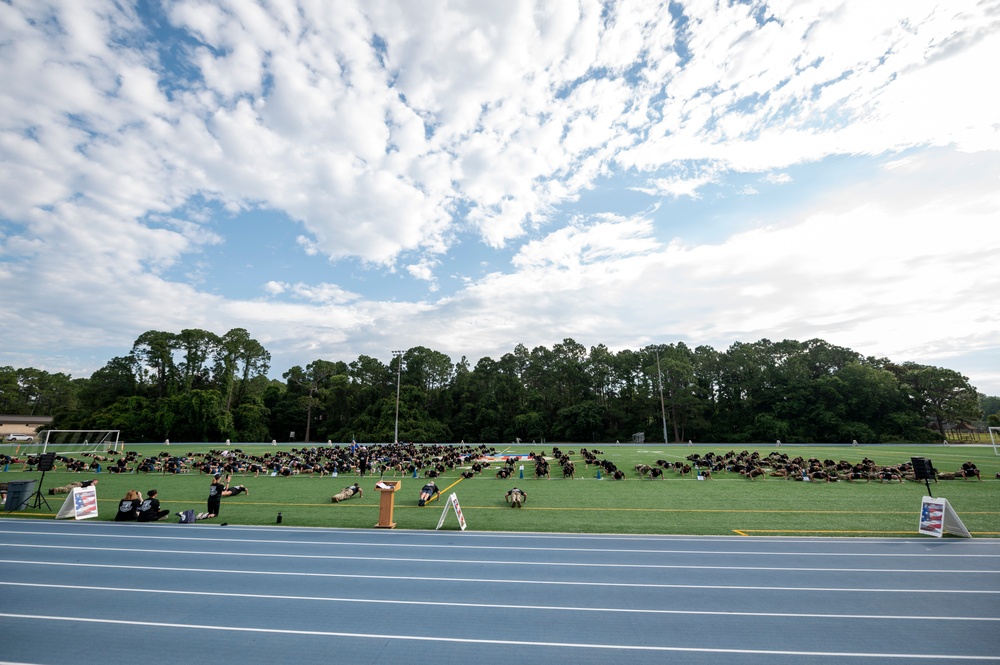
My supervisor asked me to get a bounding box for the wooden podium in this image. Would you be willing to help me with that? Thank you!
[374,480,400,528]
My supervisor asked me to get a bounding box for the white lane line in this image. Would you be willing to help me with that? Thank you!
[1,613,997,660]
[3,581,998,622]
[2,543,997,573]
[5,523,1000,547]
[3,559,999,594]
[2,529,999,557]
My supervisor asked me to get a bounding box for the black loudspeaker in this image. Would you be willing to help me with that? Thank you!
[911,457,934,480]
[37,452,57,472]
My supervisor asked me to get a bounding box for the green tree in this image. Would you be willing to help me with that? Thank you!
[160,390,233,442]
[132,330,179,397]
[90,396,161,442]
[895,362,983,439]
[176,328,221,393]
[284,360,341,443]
[78,356,141,411]
[217,328,271,412]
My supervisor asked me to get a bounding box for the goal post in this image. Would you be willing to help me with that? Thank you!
[37,430,122,455]
[989,427,1000,456]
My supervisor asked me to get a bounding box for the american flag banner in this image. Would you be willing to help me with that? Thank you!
[918,496,970,538]
[56,486,100,520]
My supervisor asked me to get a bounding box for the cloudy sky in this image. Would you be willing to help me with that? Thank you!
[2,0,999,395]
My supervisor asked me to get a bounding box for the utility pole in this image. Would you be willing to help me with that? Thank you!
[656,349,669,444]
[392,350,404,444]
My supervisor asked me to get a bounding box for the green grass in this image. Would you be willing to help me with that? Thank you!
[5,444,999,537]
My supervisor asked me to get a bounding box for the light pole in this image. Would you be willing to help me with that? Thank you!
[655,349,669,444]
[392,350,404,444]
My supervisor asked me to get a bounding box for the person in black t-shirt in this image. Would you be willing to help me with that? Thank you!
[205,474,250,518]
[137,489,170,522]
[115,490,141,521]
[418,481,440,506]
[331,483,362,503]
[505,487,527,508]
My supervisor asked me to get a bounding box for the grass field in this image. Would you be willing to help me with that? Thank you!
[4,443,999,537]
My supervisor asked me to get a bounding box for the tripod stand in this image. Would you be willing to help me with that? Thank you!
[27,452,54,510]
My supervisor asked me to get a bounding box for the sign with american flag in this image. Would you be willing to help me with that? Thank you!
[918,496,970,538]
[56,486,99,520]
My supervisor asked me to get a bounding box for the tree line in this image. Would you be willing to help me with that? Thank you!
[2,329,996,444]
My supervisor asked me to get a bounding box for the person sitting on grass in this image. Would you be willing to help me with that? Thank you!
[114,489,142,521]
[137,489,170,522]
[505,487,527,508]
[418,481,440,506]
[332,483,362,503]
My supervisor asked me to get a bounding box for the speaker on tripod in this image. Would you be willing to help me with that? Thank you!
[28,452,55,510]
[911,456,936,497]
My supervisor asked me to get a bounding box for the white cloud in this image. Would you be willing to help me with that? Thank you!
[636,173,717,199]
[762,173,791,185]
[263,281,286,296]
[2,0,1000,396]
[406,258,440,283]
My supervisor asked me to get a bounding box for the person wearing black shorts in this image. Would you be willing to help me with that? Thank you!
[206,474,226,518]
[418,481,440,506]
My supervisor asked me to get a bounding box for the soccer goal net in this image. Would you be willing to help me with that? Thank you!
[989,427,1000,456]
[32,430,123,455]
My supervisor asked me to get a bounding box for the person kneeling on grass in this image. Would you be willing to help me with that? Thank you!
[418,481,440,506]
[332,483,362,503]
[204,473,249,519]
[505,487,527,508]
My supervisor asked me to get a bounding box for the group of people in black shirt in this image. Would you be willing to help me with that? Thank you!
[114,488,169,522]
[114,472,250,522]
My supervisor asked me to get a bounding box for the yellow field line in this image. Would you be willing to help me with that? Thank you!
[420,477,464,506]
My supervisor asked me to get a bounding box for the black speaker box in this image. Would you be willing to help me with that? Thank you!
[911,456,934,480]
[37,452,57,472]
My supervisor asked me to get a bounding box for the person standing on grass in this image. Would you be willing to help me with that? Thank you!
[358,446,370,477]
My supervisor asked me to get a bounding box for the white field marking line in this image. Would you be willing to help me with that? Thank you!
[4,522,998,547]
[3,559,1000,594]
[2,529,999,558]
[3,581,998,622]
[3,543,998,574]
[1,613,998,660]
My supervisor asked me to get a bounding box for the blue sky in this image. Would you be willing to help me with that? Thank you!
[1,0,999,395]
